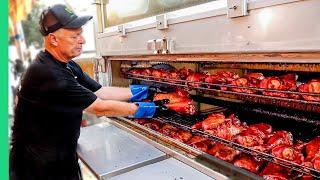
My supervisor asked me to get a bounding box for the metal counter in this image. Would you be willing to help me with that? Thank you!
[109,158,214,180]
[77,122,167,179]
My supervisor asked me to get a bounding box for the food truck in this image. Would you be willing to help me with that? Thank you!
[76,0,320,179]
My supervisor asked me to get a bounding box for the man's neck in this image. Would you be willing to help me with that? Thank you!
[46,48,69,63]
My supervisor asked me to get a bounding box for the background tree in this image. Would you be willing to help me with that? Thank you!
[21,2,45,48]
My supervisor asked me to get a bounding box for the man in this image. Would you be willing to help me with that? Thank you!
[10,4,161,180]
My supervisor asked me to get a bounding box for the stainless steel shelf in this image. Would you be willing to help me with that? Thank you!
[77,122,167,179]
[109,158,213,180]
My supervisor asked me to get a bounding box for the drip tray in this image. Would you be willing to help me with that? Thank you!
[77,122,167,179]
[109,158,214,180]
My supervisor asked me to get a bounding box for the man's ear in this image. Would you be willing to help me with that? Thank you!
[48,33,59,46]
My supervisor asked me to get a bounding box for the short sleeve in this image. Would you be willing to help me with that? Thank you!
[50,77,98,111]
[68,61,102,92]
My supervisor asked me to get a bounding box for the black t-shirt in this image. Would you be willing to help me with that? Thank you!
[10,50,101,175]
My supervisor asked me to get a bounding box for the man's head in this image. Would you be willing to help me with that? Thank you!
[39,4,92,61]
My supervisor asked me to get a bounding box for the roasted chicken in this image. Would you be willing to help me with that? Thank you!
[260,163,290,180]
[260,76,288,98]
[158,124,179,138]
[153,91,196,115]
[192,113,226,130]
[177,67,194,80]
[298,79,320,102]
[143,120,163,131]
[271,144,304,164]
[267,130,293,149]
[171,130,193,142]
[186,72,206,88]
[233,154,263,174]
[207,143,239,162]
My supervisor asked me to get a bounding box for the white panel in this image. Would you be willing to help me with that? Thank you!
[170,0,320,53]
[96,0,320,55]
[97,26,164,56]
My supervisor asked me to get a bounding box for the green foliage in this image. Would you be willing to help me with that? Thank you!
[21,2,45,47]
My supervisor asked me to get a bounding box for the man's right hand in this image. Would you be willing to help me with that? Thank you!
[133,99,170,118]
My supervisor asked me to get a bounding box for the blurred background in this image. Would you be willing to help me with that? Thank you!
[8,0,96,117]
[9,1,97,179]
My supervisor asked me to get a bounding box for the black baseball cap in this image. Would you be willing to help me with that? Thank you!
[39,4,92,36]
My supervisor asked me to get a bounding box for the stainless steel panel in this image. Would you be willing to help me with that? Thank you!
[77,122,167,179]
[109,158,214,180]
[96,0,320,55]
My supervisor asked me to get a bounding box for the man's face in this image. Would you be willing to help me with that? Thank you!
[54,28,85,59]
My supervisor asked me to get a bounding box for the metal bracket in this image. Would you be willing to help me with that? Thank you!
[147,39,158,54]
[117,25,126,37]
[227,0,248,18]
[156,14,168,30]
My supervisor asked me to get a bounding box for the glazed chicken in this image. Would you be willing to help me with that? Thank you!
[153,92,187,103]
[190,141,210,152]
[260,74,299,99]
[234,127,265,147]
[249,123,273,138]
[271,144,304,164]
[230,73,265,94]
[168,70,182,83]
[204,74,229,91]
[177,67,194,80]
[260,163,290,180]
[205,121,246,141]
[216,71,240,84]
[186,72,206,88]
[314,156,320,170]
[305,137,320,161]
[141,68,153,76]
[245,73,265,85]
[153,91,196,115]
[267,130,293,149]
[298,79,320,102]
[280,73,299,99]
[305,137,320,171]
[128,68,143,75]
[186,135,207,145]
[192,113,226,130]
[143,120,163,131]
[151,69,167,81]
[230,78,257,94]
[260,76,288,98]
[186,136,213,152]
[171,130,193,142]
[165,100,196,115]
[158,124,179,137]
[235,123,273,148]
[133,118,147,125]
[207,143,239,162]
[233,154,263,174]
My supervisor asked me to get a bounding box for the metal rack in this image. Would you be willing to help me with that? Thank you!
[151,111,320,178]
[125,73,320,113]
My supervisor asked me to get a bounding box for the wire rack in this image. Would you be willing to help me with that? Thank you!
[151,110,320,178]
[125,73,320,113]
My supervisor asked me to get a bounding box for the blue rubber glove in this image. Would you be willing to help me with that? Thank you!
[133,102,156,118]
[130,85,149,102]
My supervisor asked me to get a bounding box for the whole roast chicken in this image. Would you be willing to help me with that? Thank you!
[298,79,320,102]
[305,137,320,170]
[233,154,263,174]
[153,90,196,115]
[230,73,265,94]
[260,163,290,180]
[271,144,304,165]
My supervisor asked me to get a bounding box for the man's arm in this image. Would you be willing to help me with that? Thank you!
[85,98,137,116]
[94,87,132,101]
